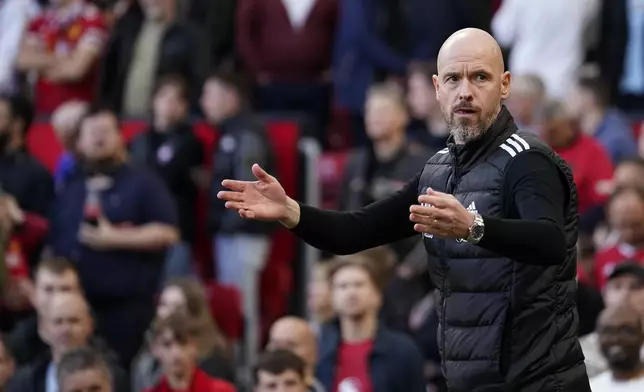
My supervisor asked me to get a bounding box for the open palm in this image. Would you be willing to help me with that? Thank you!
[217,164,289,221]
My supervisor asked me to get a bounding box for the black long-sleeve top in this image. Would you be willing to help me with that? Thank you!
[292,150,568,265]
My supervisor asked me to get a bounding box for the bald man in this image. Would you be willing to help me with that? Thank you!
[218,28,586,391]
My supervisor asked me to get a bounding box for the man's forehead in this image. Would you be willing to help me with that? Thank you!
[437,29,504,74]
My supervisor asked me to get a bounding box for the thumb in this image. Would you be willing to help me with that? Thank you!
[97,215,110,227]
[252,164,274,183]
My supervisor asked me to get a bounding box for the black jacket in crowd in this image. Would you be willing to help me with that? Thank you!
[99,7,203,113]
[208,115,276,236]
[129,122,204,243]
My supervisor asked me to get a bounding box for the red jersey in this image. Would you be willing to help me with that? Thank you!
[144,369,236,392]
[25,1,107,114]
[594,243,644,290]
[333,341,374,392]
[553,134,613,215]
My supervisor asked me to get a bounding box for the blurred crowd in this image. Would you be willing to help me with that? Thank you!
[0,0,644,391]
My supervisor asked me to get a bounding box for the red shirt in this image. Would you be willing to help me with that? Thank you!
[333,341,374,392]
[144,369,236,392]
[553,134,613,215]
[25,1,107,114]
[594,244,644,289]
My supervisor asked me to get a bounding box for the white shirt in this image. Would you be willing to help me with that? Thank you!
[492,0,600,99]
[281,0,316,29]
[45,361,58,392]
[590,372,644,391]
[0,0,40,94]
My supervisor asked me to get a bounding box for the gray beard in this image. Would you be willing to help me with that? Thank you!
[447,107,500,144]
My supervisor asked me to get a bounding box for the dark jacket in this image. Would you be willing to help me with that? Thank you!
[419,108,587,391]
[129,122,204,243]
[316,321,425,392]
[99,8,203,112]
[5,314,47,367]
[208,115,276,236]
[5,339,130,392]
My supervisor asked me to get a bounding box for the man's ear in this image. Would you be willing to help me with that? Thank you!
[501,71,511,100]
[432,74,440,100]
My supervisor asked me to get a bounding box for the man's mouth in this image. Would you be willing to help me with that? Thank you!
[454,108,477,115]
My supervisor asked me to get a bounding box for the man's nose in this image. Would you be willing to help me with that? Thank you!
[458,79,474,100]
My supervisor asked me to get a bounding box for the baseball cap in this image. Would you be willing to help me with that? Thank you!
[607,261,644,284]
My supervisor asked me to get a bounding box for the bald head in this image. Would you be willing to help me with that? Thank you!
[437,28,504,75]
[268,317,316,376]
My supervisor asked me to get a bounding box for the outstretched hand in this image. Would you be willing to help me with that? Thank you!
[217,164,300,227]
[409,188,474,239]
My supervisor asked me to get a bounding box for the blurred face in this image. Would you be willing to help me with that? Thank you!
[0,100,10,136]
[153,84,188,129]
[200,79,237,124]
[44,297,93,354]
[364,94,407,141]
[33,269,80,312]
[157,286,187,320]
[538,117,573,148]
[598,311,644,372]
[609,193,644,246]
[60,369,112,392]
[615,163,644,191]
[407,73,437,119]
[153,331,198,378]
[433,44,509,144]
[268,322,315,369]
[0,340,15,387]
[331,266,380,318]
[506,92,536,126]
[255,370,307,392]
[566,85,592,120]
[604,275,644,307]
[77,113,122,162]
[307,268,332,319]
[139,0,170,20]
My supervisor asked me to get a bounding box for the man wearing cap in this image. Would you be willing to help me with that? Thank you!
[580,262,644,377]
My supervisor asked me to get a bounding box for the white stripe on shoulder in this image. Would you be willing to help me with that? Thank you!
[511,134,530,150]
[436,148,449,154]
[500,143,517,157]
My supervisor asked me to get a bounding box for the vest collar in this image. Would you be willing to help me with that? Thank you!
[446,105,518,173]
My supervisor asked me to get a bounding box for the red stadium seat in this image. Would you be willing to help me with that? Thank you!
[319,151,349,209]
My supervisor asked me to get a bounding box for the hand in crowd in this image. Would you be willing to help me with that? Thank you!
[2,278,34,311]
[77,216,119,250]
[410,188,475,239]
[0,195,24,235]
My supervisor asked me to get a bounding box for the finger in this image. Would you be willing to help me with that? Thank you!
[417,195,450,208]
[221,179,248,192]
[426,187,453,199]
[252,164,275,184]
[97,215,110,226]
[239,209,256,219]
[224,201,246,210]
[409,213,451,230]
[217,191,245,202]
[413,223,449,237]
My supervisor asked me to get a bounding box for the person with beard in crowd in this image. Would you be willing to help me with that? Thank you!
[590,304,644,390]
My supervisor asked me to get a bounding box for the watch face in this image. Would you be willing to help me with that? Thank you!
[472,222,485,239]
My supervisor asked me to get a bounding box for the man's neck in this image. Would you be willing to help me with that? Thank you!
[612,364,644,381]
[579,107,605,136]
[51,349,63,364]
[168,367,195,390]
[372,132,405,162]
[340,313,377,342]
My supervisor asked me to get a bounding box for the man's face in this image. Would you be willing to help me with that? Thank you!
[506,92,536,126]
[139,0,170,20]
[60,369,112,392]
[407,73,437,119]
[77,113,122,161]
[44,298,93,354]
[598,311,644,372]
[152,331,197,378]
[538,117,573,148]
[565,85,591,120]
[0,341,15,387]
[0,100,11,136]
[153,84,187,129]
[604,275,644,308]
[200,80,235,124]
[255,370,307,392]
[33,269,80,312]
[609,193,644,246]
[156,286,187,320]
[365,95,407,141]
[268,322,315,369]
[615,164,644,191]
[432,45,509,143]
[331,266,380,318]
[307,268,332,318]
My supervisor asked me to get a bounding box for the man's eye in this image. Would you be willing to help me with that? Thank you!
[476,74,488,81]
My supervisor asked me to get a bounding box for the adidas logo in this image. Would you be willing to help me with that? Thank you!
[467,201,478,213]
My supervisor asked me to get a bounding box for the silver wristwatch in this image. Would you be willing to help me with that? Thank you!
[466,213,485,244]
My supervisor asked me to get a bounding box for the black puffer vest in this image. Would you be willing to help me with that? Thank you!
[419,108,588,392]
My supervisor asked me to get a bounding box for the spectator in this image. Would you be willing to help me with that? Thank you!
[145,313,235,392]
[307,262,333,334]
[236,0,338,147]
[615,158,644,191]
[590,304,644,390]
[130,75,203,283]
[492,0,600,99]
[567,76,637,165]
[267,317,323,392]
[0,0,40,95]
[16,0,108,114]
[49,106,179,368]
[504,74,546,135]
[406,63,449,153]
[51,101,89,191]
[581,262,644,378]
[0,95,53,218]
[5,292,128,392]
[132,278,234,392]
[616,0,644,112]
[254,350,308,392]
[538,99,613,234]
[5,258,81,367]
[316,257,425,392]
[0,335,15,391]
[594,188,644,290]
[57,347,114,392]
[99,0,202,116]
